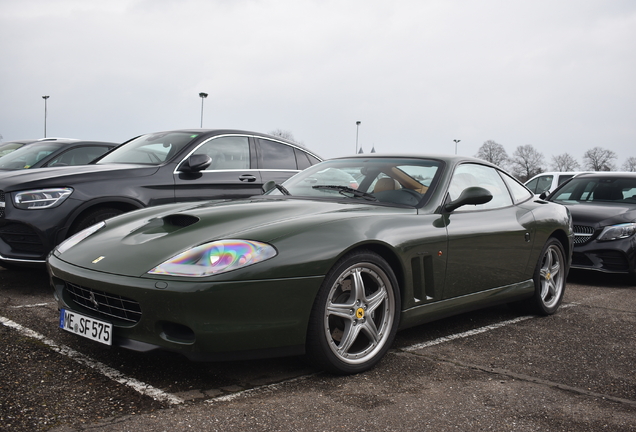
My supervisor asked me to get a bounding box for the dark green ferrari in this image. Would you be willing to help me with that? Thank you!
[48,155,573,374]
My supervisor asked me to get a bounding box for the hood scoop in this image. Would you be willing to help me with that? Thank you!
[121,213,200,245]
[163,214,199,227]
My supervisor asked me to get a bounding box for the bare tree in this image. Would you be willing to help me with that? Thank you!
[475,140,509,168]
[582,147,617,171]
[550,153,580,171]
[269,129,303,145]
[622,156,636,172]
[510,144,545,182]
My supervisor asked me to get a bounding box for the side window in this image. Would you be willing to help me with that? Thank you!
[47,146,111,166]
[294,149,321,170]
[192,136,250,170]
[295,149,313,170]
[448,164,512,211]
[557,174,574,185]
[536,175,553,193]
[258,139,297,170]
[499,170,533,204]
[525,177,538,193]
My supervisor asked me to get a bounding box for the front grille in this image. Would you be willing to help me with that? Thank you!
[0,223,44,253]
[66,282,142,324]
[573,225,595,244]
[0,191,5,218]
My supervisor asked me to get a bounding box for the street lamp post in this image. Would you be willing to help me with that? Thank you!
[199,92,208,128]
[355,121,361,154]
[453,139,461,155]
[42,96,50,137]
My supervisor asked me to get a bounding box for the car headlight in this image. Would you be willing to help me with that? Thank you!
[13,187,73,209]
[56,221,106,254]
[148,239,277,277]
[597,223,636,241]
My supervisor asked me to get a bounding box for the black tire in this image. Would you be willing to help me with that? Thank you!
[70,207,124,235]
[305,250,401,374]
[527,238,567,315]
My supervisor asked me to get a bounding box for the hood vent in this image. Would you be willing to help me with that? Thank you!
[163,214,199,228]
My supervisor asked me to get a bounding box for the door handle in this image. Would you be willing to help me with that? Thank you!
[239,174,257,182]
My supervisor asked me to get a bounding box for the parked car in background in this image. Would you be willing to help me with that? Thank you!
[547,172,636,284]
[49,154,572,374]
[0,138,116,171]
[0,129,322,268]
[524,172,588,196]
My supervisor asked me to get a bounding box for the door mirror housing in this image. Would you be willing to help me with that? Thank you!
[262,180,276,193]
[444,186,493,212]
[180,154,212,173]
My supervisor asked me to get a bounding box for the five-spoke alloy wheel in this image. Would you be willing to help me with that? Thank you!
[530,238,567,315]
[306,250,400,374]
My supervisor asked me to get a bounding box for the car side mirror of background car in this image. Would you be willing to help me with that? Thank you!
[444,186,493,212]
[262,180,276,193]
[180,154,212,173]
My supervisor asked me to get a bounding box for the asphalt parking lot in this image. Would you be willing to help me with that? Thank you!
[1,266,634,432]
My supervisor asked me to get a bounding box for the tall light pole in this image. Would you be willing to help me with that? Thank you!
[453,139,460,155]
[42,95,50,137]
[355,121,361,154]
[199,92,208,128]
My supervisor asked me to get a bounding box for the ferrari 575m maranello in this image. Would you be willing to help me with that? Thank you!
[48,154,573,374]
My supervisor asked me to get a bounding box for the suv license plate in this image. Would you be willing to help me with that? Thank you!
[59,309,112,346]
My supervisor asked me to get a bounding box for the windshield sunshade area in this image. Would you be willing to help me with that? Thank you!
[268,158,442,207]
[0,143,64,170]
[96,132,198,165]
[551,177,636,204]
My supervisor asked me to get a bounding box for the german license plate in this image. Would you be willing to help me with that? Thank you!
[59,309,112,346]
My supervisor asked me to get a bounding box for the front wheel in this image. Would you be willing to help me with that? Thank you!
[306,250,401,374]
[530,238,567,315]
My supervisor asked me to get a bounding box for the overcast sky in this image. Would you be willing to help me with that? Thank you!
[1,0,635,167]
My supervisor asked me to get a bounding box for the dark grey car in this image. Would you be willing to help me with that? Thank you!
[547,172,636,284]
[0,129,321,267]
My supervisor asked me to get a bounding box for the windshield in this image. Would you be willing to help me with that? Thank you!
[97,132,198,165]
[0,142,26,158]
[268,158,442,207]
[551,176,636,204]
[0,142,65,170]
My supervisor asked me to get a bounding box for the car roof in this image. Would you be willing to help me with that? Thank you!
[129,129,322,159]
[574,171,636,178]
[525,171,587,181]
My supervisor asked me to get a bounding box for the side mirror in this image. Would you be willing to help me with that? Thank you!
[539,190,549,200]
[262,180,276,193]
[444,186,493,212]
[180,154,212,173]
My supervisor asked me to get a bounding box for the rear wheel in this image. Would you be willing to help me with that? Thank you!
[306,250,400,374]
[530,238,566,315]
[70,207,124,235]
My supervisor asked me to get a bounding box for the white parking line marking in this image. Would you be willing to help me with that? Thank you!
[402,303,577,352]
[402,315,534,351]
[207,374,317,403]
[9,302,55,309]
[0,316,184,405]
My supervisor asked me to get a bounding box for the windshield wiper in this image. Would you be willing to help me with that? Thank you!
[312,185,377,201]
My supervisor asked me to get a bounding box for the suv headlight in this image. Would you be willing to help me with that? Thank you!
[597,223,636,241]
[13,188,73,209]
